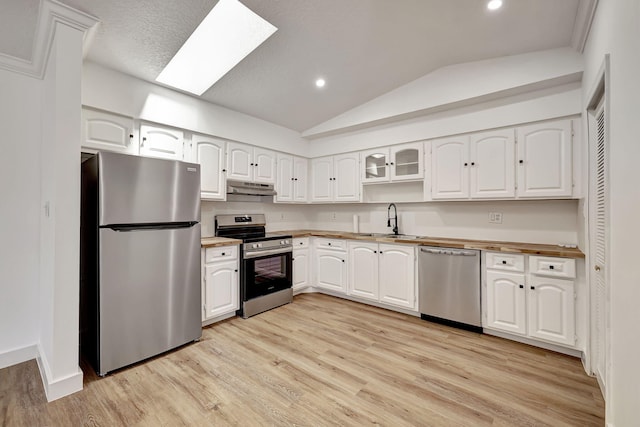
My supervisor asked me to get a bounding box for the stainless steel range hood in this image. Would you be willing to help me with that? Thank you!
[226,180,276,202]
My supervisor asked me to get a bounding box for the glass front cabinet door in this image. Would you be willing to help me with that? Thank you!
[362,148,390,183]
[391,143,423,181]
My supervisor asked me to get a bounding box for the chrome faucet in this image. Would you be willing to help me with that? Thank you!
[387,203,398,235]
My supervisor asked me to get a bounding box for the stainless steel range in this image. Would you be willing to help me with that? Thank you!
[215,214,293,318]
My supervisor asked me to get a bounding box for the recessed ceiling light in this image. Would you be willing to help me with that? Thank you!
[315,78,326,88]
[487,0,503,10]
[156,0,277,95]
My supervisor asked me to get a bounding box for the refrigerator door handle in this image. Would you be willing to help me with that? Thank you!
[104,221,198,232]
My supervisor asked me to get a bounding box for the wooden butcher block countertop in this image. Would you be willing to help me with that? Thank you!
[200,237,242,248]
[273,229,585,259]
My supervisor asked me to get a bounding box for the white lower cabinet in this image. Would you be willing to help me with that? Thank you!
[484,252,576,347]
[292,238,310,292]
[527,275,575,346]
[314,238,348,294]
[486,270,527,335]
[348,242,416,310]
[202,245,239,324]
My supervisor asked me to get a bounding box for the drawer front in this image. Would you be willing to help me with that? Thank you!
[293,237,310,249]
[486,252,525,272]
[205,245,238,263]
[314,238,347,251]
[529,256,576,278]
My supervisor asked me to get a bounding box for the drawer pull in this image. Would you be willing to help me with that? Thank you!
[502,260,507,264]
[549,265,555,270]
[221,252,225,256]
[519,284,524,289]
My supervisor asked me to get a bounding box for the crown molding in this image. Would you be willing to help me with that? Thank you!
[0,0,98,79]
[571,0,599,53]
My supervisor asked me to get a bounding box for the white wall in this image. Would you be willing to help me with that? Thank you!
[582,0,640,424]
[0,68,42,367]
[38,23,85,401]
[308,83,582,158]
[304,47,583,137]
[82,62,309,157]
[202,200,579,245]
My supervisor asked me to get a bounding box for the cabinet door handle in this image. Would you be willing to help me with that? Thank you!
[250,163,254,166]
[234,269,238,273]
[471,162,475,166]
[341,259,345,263]
[385,163,389,166]
[294,178,298,181]
[222,169,226,172]
[464,162,468,166]
[390,162,394,165]
[141,136,146,147]
[519,160,524,164]
[255,163,258,167]
[530,286,535,290]
[595,265,601,272]
[519,284,524,289]
[374,250,377,254]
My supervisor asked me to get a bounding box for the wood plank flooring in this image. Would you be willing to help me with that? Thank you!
[1,293,604,426]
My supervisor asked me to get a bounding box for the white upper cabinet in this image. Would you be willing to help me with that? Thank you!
[362,143,423,184]
[276,154,308,203]
[361,148,389,183]
[334,153,360,201]
[311,153,360,202]
[293,157,308,202]
[470,129,515,198]
[192,134,226,200]
[431,136,470,199]
[226,142,276,184]
[310,156,333,202]
[254,147,277,183]
[140,124,184,160]
[516,119,573,198]
[391,143,423,181]
[81,108,137,154]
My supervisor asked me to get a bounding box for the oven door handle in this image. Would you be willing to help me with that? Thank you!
[243,248,292,259]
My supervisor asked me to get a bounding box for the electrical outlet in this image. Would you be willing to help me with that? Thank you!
[489,212,503,224]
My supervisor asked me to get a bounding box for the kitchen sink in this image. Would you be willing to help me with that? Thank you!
[354,232,420,239]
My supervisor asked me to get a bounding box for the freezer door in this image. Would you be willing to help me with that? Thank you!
[98,224,201,375]
[98,152,200,225]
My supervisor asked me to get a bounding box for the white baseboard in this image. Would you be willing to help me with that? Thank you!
[36,344,83,402]
[0,344,38,369]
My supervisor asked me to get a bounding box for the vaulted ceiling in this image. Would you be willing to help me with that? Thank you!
[1,0,587,132]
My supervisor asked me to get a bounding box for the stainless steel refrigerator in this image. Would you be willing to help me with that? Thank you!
[80,152,202,376]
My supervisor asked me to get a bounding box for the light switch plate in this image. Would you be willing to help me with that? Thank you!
[489,212,503,224]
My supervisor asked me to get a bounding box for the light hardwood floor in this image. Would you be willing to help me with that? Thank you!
[1,293,604,426]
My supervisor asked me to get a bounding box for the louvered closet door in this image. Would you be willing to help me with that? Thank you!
[591,96,608,388]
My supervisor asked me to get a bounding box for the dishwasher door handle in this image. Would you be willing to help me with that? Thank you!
[420,247,477,256]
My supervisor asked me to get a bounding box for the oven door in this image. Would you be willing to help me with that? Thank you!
[242,251,292,301]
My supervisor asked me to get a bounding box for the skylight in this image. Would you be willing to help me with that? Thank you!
[156,0,277,95]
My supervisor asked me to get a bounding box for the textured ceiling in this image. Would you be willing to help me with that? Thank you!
[3,0,581,132]
[0,0,40,60]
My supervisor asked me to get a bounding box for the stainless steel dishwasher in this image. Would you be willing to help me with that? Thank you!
[418,246,482,332]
